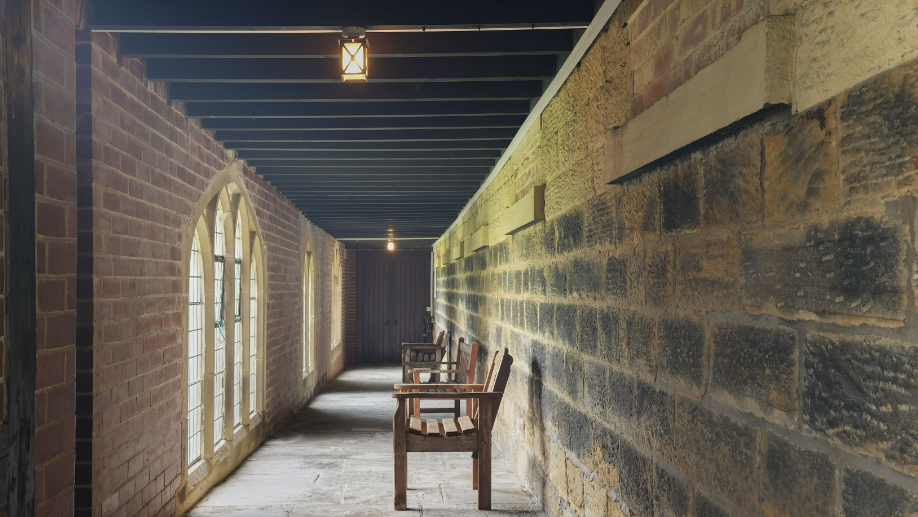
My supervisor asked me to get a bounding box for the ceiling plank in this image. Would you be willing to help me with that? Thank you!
[238,150,500,159]
[258,167,488,176]
[224,140,512,150]
[145,55,557,83]
[201,115,526,130]
[187,100,530,118]
[247,159,494,168]
[120,31,576,58]
[169,81,544,102]
[87,0,594,31]
[215,128,516,141]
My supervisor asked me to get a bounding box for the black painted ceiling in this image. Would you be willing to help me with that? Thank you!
[87,0,597,248]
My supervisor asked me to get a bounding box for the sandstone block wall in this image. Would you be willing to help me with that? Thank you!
[435,1,918,515]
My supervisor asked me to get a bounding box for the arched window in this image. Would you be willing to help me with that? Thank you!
[185,180,264,478]
[249,258,258,414]
[213,200,227,445]
[304,251,315,373]
[188,231,204,464]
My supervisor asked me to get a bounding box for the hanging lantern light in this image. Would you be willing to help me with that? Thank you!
[340,27,368,82]
[387,240,395,251]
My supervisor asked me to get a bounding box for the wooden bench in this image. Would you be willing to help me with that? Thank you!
[406,338,478,418]
[393,348,513,511]
[400,330,446,383]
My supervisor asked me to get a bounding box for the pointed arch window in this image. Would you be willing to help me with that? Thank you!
[233,216,244,427]
[249,258,258,414]
[304,251,315,373]
[188,231,204,464]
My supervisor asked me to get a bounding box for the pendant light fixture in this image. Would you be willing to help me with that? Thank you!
[340,26,368,81]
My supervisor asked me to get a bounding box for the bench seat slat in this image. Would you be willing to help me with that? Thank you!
[442,418,459,435]
[426,419,441,436]
[409,416,423,435]
[457,416,476,433]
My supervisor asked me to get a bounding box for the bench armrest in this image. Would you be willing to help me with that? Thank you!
[392,392,503,400]
[395,383,483,391]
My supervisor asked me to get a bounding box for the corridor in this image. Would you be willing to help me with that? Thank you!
[186,367,545,516]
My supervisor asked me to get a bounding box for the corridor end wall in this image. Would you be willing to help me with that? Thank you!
[434,0,918,515]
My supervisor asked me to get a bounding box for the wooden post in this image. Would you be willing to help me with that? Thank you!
[477,400,493,510]
[393,398,407,511]
[4,0,37,513]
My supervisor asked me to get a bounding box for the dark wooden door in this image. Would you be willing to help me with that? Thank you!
[356,251,430,364]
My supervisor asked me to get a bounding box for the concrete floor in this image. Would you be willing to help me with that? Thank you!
[187,366,546,516]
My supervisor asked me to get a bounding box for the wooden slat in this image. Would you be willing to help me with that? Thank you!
[406,431,479,453]
[394,398,408,511]
[426,419,441,436]
[442,418,459,435]
[409,416,423,434]
[458,416,476,433]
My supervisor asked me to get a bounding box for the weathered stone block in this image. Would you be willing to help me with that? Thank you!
[764,98,840,223]
[548,263,569,298]
[624,311,655,379]
[842,467,918,517]
[570,408,593,460]
[839,61,918,198]
[675,400,761,514]
[742,216,908,324]
[543,220,558,256]
[635,379,675,460]
[676,236,740,311]
[555,303,577,347]
[654,465,694,517]
[598,307,623,365]
[577,306,598,357]
[539,303,555,337]
[563,351,584,404]
[695,492,730,517]
[804,332,918,473]
[592,423,621,491]
[711,323,798,417]
[646,244,675,308]
[585,194,615,249]
[525,300,539,334]
[606,253,629,300]
[762,432,836,517]
[702,129,763,229]
[557,210,585,254]
[583,360,607,419]
[660,157,701,235]
[614,175,660,245]
[607,368,636,432]
[570,257,603,297]
[618,439,654,517]
[530,265,547,296]
[657,315,705,397]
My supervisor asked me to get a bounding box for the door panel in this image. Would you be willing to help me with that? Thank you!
[355,251,431,364]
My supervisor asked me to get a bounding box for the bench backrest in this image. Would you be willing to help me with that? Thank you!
[434,330,445,346]
[475,347,514,420]
[456,338,479,384]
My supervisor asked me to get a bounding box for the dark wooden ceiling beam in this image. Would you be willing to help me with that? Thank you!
[187,100,530,118]
[258,167,487,176]
[225,140,511,150]
[145,55,557,83]
[87,0,594,30]
[120,31,576,58]
[215,128,516,141]
[247,159,494,168]
[202,115,526,130]
[169,81,544,102]
[239,150,500,160]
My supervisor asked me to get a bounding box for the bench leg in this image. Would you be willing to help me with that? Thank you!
[394,401,408,511]
[472,452,479,490]
[478,403,493,510]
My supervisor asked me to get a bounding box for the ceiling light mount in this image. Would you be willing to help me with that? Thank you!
[340,26,369,81]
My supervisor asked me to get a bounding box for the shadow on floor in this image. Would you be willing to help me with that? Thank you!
[187,366,546,516]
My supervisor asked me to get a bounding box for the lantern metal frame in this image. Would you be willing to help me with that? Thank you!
[339,27,368,82]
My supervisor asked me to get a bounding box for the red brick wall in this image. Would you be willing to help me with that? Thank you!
[32,0,80,514]
[68,29,345,517]
[629,0,766,117]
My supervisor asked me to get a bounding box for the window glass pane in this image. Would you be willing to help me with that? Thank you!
[233,218,243,427]
[188,231,204,465]
[250,258,257,414]
[214,202,226,444]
